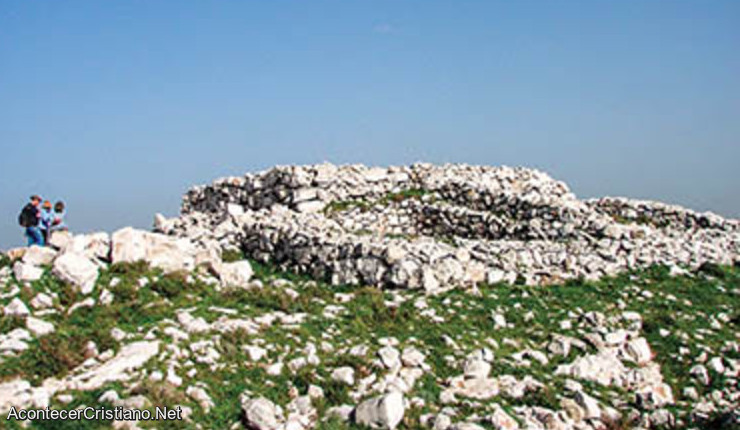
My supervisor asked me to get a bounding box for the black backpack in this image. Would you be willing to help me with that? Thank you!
[18,204,37,228]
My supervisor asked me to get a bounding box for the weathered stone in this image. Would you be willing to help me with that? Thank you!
[4,297,30,317]
[26,316,55,336]
[22,245,57,266]
[61,232,111,261]
[401,347,426,368]
[625,337,652,365]
[636,383,674,409]
[66,341,160,390]
[0,379,50,414]
[331,367,355,385]
[218,260,254,288]
[30,293,54,309]
[378,346,401,369]
[574,391,601,420]
[52,252,99,295]
[48,230,73,249]
[241,396,284,430]
[13,261,44,282]
[111,227,196,273]
[354,391,405,430]
[463,359,491,379]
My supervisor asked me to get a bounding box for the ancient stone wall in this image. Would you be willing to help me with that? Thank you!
[166,163,740,290]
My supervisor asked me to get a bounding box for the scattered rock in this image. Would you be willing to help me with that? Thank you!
[218,261,254,288]
[354,391,405,430]
[13,261,44,282]
[241,396,284,430]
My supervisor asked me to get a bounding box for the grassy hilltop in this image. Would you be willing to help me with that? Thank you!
[0,252,737,430]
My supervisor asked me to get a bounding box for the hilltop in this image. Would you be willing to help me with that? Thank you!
[0,163,738,430]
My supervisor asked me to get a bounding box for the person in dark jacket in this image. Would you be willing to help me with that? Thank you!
[19,195,44,246]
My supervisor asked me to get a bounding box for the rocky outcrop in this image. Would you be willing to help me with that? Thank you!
[162,163,739,289]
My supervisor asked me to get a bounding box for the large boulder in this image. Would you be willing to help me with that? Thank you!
[52,252,99,294]
[22,246,57,266]
[111,227,196,273]
[48,230,73,250]
[354,391,405,430]
[61,233,111,261]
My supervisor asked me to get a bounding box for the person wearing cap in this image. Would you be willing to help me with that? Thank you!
[19,195,44,246]
[40,200,54,244]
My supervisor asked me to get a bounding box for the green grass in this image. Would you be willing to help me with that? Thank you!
[0,253,11,270]
[1,260,738,430]
[323,189,434,216]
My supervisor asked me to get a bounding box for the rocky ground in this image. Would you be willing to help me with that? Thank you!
[0,240,738,429]
[1,163,738,429]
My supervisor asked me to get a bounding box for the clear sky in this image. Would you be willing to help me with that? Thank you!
[1,1,739,248]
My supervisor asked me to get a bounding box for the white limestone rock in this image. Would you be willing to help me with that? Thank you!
[22,245,57,266]
[0,379,50,414]
[61,232,111,261]
[241,396,284,430]
[4,297,30,317]
[26,316,55,336]
[30,292,54,309]
[218,260,254,288]
[111,227,196,273]
[65,341,160,390]
[52,252,99,295]
[378,346,401,370]
[13,261,44,282]
[331,367,355,385]
[354,391,405,430]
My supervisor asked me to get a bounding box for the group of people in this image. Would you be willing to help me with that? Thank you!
[19,195,67,246]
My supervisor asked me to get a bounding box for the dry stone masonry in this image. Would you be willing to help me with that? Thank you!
[164,163,740,292]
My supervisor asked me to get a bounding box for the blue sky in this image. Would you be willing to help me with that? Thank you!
[1,1,739,248]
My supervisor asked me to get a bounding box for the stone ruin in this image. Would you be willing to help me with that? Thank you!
[156,163,740,292]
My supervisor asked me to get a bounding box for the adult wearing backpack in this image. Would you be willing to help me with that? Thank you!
[19,195,44,246]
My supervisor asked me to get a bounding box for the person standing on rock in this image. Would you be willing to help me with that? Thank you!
[18,195,44,246]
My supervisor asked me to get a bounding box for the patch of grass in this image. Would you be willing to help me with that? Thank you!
[13,330,88,384]
[0,315,25,333]
[380,189,431,204]
[108,260,152,277]
[222,249,246,263]
[323,200,370,214]
[324,188,433,216]
[696,262,726,279]
[150,271,208,300]
[131,380,189,409]
[610,213,669,229]
[0,253,11,270]
[250,259,317,284]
